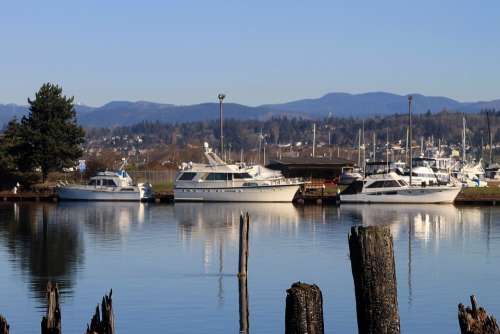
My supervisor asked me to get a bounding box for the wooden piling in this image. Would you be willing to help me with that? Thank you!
[85,289,115,334]
[238,276,249,333]
[41,282,61,334]
[458,295,500,334]
[238,213,250,277]
[0,315,9,334]
[348,225,400,334]
[285,282,324,334]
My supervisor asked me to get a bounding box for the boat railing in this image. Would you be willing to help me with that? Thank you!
[267,177,304,185]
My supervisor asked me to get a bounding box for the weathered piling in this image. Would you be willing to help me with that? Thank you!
[85,289,115,334]
[0,315,9,334]
[238,276,249,334]
[458,295,500,334]
[348,225,400,334]
[41,282,61,334]
[285,282,324,334]
[238,213,250,277]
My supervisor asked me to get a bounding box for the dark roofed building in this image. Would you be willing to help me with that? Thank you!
[267,156,355,179]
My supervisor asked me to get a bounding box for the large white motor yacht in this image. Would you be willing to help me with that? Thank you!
[57,170,153,201]
[174,144,303,202]
[340,172,461,204]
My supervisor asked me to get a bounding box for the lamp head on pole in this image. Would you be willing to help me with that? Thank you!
[408,95,413,102]
[218,93,226,102]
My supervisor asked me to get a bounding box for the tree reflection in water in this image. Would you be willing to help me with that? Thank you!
[0,203,84,303]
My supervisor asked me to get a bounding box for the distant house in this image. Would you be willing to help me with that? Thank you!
[267,156,354,179]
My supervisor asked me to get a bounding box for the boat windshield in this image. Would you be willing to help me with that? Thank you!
[178,172,197,181]
[366,180,401,188]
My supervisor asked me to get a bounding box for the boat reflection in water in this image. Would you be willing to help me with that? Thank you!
[339,203,496,308]
[55,201,148,239]
[339,204,486,244]
[174,202,301,245]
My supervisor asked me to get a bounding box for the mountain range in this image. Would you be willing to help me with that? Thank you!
[1,92,500,127]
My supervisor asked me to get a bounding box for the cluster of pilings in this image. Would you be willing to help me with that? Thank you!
[283,224,500,334]
[1,214,499,333]
[0,283,114,334]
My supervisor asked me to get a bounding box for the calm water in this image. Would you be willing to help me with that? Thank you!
[0,202,499,333]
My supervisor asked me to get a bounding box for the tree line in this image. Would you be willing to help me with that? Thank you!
[86,109,500,153]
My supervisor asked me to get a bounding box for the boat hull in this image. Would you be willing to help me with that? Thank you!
[174,184,300,202]
[340,186,461,204]
[57,186,150,201]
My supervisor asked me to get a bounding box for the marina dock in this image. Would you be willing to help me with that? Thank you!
[3,187,500,205]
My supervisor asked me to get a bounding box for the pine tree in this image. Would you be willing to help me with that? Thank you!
[14,83,85,182]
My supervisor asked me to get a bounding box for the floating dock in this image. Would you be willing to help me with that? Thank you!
[1,189,500,205]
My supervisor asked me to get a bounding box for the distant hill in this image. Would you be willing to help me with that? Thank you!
[77,101,291,127]
[1,92,499,127]
[262,92,465,117]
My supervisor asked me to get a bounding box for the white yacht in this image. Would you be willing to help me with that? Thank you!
[57,170,153,201]
[340,172,461,204]
[174,144,303,202]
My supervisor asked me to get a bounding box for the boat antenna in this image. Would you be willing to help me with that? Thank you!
[408,95,413,186]
[218,93,226,160]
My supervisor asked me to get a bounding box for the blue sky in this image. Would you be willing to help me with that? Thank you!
[1,0,499,106]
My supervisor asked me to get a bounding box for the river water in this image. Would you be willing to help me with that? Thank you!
[0,202,499,333]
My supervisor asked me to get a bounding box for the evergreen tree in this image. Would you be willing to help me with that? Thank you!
[0,119,20,184]
[13,83,85,181]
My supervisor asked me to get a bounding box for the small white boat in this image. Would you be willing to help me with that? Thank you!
[460,161,488,187]
[338,166,363,185]
[340,172,461,204]
[174,144,303,202]
[57,170,153,201]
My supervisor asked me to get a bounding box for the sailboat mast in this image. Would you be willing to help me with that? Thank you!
[358,128,361,167]
[408,95,413,186]
[386,128,389,173]
[487,110,493,164]
[405,127,409,166]
[373,132,376,161]
[312,123,316,158]
[362,120,366,173]
[462,116,466,163]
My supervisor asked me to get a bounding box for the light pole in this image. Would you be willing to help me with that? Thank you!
[218,93,225,159]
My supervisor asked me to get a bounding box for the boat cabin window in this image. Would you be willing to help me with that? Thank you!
[206,173,232,181]
[88,179,97,186]
[102,179,117,187]
[178,172,197,181]
[233,173,252,179]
